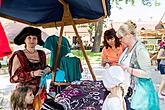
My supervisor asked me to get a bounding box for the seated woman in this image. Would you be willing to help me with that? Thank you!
[101,29,124,67]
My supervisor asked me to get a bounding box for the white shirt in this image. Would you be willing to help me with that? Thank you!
[102,96,122,110]
[118,48,132,90]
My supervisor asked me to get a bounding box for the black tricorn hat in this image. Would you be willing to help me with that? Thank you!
[14,27,44,46]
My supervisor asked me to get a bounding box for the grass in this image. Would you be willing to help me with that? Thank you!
[0,65,7,68]
[71,50,101,59]
[71,50,102,64]
[45,50,102,66]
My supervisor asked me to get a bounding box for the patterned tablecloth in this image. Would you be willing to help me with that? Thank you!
[56,80,109,110]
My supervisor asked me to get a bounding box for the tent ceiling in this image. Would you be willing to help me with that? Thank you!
[0,0,111,27]
[0,0,111,81]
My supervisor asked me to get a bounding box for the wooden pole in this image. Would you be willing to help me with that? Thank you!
[52,25,64,81]
[72,25,96,80]
[101,0,107,16]
[159,11,165,23]
[58,0,96,80]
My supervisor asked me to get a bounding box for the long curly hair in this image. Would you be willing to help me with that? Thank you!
[103,28,121,49]
[10,86,33,110]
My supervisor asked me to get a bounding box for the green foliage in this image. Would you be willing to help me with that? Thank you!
[1,65,7,68]
[87,23,95,36]
[111,0,161,8]
[145,44,158,54]
[77,23,95,37]
[77,24,88,28]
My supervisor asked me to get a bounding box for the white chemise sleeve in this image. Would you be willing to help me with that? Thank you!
[102,97,123,110]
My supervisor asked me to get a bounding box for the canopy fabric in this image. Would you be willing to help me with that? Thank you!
[0,0,110,27]
[3,22,49,43]
[0,0,111,81]
[0,22,12,58]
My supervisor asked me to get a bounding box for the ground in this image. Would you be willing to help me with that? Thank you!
[0,60,165,109]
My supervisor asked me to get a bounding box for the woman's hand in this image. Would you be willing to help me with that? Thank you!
[119,64,133,75]
[119,64,128,71]
[45,66,51,74]
[34,69,44,77]
[35,88,43,96]
[102,59,112,67]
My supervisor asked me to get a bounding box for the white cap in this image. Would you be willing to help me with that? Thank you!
[103,66,125,89]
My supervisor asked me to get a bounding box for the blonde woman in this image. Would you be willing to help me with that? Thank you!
[117,20,159,110]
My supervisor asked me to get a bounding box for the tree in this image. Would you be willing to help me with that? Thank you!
[88,23,95,42]
[91,0,161,52]
[92,19,104,52]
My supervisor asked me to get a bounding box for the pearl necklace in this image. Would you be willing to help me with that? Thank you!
[25,48,36,54]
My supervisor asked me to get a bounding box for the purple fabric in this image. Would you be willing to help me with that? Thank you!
[56,80,109,110]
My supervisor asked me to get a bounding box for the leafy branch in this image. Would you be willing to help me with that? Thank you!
[111,0,161,9]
